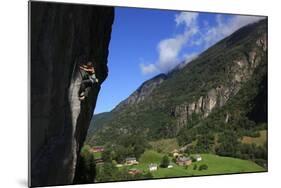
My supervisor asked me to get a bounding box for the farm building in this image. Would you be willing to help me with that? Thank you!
[194,154,202,161]
[176,156,192,166]
[92,146,104,153]
[128,168,142,175]
[125,157,139,165]
[116,164,123,168]
[171,149,180,157]
[148,163,158,171]
[94,158,104,165]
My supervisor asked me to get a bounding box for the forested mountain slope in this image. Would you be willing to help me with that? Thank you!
[86,19,267,167]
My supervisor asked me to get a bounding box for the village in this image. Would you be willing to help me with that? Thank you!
[91,146,206,176]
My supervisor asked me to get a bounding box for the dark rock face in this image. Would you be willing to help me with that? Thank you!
[30,2,114,187]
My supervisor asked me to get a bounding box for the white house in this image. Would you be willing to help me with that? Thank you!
[194,154,202,162]
[116,164,123,168]
[149,163,158,171]
[125,157,138,165]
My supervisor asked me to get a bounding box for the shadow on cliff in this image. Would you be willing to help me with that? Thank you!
[71,63,101,183]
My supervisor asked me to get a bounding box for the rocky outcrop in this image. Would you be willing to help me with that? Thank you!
[173,34,267,129]
[30,2,114,187]
[115,74,167,110]
[173,85,231,128]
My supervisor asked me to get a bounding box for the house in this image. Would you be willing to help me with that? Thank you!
[116,164,123,168]
[173,152,180,158]
[171,149,180,157]
[125,157,139,165]
[128,168,142,175]
[148,163,158,172]
[94,158,104,165]
[194,154,202,162]
[176,156,192,166]
[92,146,104,153]
[167,164,173,169]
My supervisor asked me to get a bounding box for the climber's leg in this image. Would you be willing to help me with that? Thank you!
[83,88,91,99]
[79,79,93,100]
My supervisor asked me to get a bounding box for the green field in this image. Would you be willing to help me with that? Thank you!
[241,130,267,146]
[149,138,179,153]
[93,151,102,159]
[128,150,265,178]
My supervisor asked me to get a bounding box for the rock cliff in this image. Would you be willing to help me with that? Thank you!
[173,33,267,129]
[30,2,114,186]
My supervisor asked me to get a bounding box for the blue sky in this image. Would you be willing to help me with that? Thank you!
[94,7,264,114]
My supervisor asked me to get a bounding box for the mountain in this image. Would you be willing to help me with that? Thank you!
[86,112,112,137]
[114,73,168,111]
[86,18,268,163]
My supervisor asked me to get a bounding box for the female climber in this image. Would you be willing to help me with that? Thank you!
[78,61,99,101]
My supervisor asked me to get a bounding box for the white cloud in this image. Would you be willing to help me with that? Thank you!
[140,13,264,75]
[157,27,197,71]
[140,12,199,75]
[203,15,263,47]
[140,63,158,75]
[183,52,199,64]
[175,12,198,27]
[177,52,199,69]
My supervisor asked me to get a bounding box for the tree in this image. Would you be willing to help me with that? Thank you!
[191,156,197,162]
[199,164,208,171]
[95,162,118,182]
[74,145,96,183]
[193,164,197,170]
[102,148,112,162]
[133,142,146,159]
[160,155,170,168]
[114,145,130,163]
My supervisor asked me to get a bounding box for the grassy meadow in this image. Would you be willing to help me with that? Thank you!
[241,130,267,147]
[125,150,265,179]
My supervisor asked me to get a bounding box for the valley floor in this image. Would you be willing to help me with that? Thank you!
[91,130,267,182]
[112,150,265,180]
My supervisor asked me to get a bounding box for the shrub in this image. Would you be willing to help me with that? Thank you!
[160,155,170,168]
[193,164,197,170]
[74,145,96,183]
[199,164,208,171]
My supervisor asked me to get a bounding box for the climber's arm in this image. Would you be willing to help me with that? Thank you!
[79,66,86,70]
[80,67,94,72]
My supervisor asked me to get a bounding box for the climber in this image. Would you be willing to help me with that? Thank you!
[78,61,99,101]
